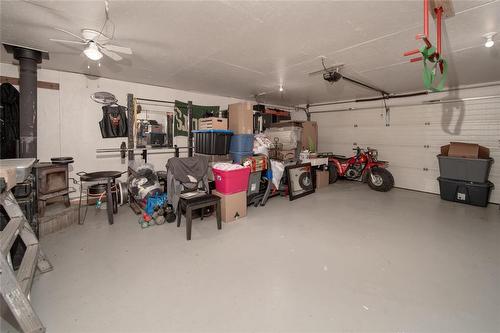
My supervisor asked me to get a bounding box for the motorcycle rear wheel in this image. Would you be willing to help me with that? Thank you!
[328,164,338,184]
[367,168,394,192]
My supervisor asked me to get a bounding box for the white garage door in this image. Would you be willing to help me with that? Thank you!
[306,89,500,204]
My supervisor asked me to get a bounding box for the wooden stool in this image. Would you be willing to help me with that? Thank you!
[177,194,221,240]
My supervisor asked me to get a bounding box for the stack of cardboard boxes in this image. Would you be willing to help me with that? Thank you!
[212,102,253,223]
[228,102,254,163]
[228,102,253,134]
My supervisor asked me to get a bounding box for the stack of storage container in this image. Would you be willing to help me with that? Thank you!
[212,163,250,223]
[228,102,254,163]
[194,117,233,181]
[437,142,494,207]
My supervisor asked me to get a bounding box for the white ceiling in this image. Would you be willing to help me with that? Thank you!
[1,0,499,105]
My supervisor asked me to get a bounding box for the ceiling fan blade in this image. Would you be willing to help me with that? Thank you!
[100,48,122,61]
[50,38,87,45]
[102,44,132,55]
[54,27,87,42]
[104,0,110,20]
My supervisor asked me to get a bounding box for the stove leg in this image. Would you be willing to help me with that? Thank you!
[106,178,114,225]
[38,200,46,217]
[63,194,70,207]
[78,182,83,224]
[111,180,118,214]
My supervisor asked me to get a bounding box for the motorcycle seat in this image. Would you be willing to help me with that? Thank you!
[329,154,350,162]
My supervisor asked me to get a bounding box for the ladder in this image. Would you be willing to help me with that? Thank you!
[1,188,53,333]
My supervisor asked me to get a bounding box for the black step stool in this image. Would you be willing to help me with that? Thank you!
[177,194,221,240]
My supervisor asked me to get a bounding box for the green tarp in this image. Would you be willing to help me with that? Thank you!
[174,100,220,137]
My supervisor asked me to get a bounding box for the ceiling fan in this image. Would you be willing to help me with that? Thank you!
[49,1,132,62]
[50,28,132,61]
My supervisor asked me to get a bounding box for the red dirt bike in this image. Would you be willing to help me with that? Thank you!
[320,147,394,192]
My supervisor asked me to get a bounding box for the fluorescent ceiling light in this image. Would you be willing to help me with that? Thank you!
[84,42,103,61]
[483,32,496,48]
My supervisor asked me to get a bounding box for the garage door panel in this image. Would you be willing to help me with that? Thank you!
[319,126,427,146]
[307,94,500,204]
[386,166,439,193]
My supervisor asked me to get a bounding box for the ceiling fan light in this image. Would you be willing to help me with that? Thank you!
[84,42,103,61]
[484,38,494,48]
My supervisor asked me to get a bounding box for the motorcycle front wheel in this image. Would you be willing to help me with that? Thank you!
[367,168,394,192]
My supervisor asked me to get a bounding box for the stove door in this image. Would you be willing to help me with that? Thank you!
[38,166,68,194]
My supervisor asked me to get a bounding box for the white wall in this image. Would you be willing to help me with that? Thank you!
[293,84,500,204]
[1,63,247,196]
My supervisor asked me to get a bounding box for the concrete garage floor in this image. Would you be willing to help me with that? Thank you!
[22,182,500,332]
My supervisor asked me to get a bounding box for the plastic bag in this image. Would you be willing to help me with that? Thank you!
[128,162,162,200]
[212,162,247,171]
[264,126,302,150]
[270,159,285,189]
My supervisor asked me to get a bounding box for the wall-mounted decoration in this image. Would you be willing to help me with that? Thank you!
[174,100,219,137]
[99,104,128,138]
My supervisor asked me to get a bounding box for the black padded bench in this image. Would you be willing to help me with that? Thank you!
[177,194,221,240]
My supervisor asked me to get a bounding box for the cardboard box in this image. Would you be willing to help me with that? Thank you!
[276,149,297,161]
[213,190,247,223]
[228,102,253,134]
[269,120,318,152]
[269,120,303,128]
[441,142,490,159]
[0,166,17,191]
[301,121,318,152]
[315,170,329,189]
[199,117,228,130]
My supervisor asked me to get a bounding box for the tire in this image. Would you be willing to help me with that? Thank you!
[367,168,394,192]
[328,164,338,184]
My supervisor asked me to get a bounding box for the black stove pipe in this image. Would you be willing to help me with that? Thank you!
[16,48,42,158]
[3,44,48,158]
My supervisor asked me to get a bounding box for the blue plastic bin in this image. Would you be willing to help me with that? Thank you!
[230,134,254,153]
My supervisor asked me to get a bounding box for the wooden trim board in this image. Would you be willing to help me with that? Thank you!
[0,76,60,90]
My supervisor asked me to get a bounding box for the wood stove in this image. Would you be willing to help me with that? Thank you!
[34,162,71,216]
